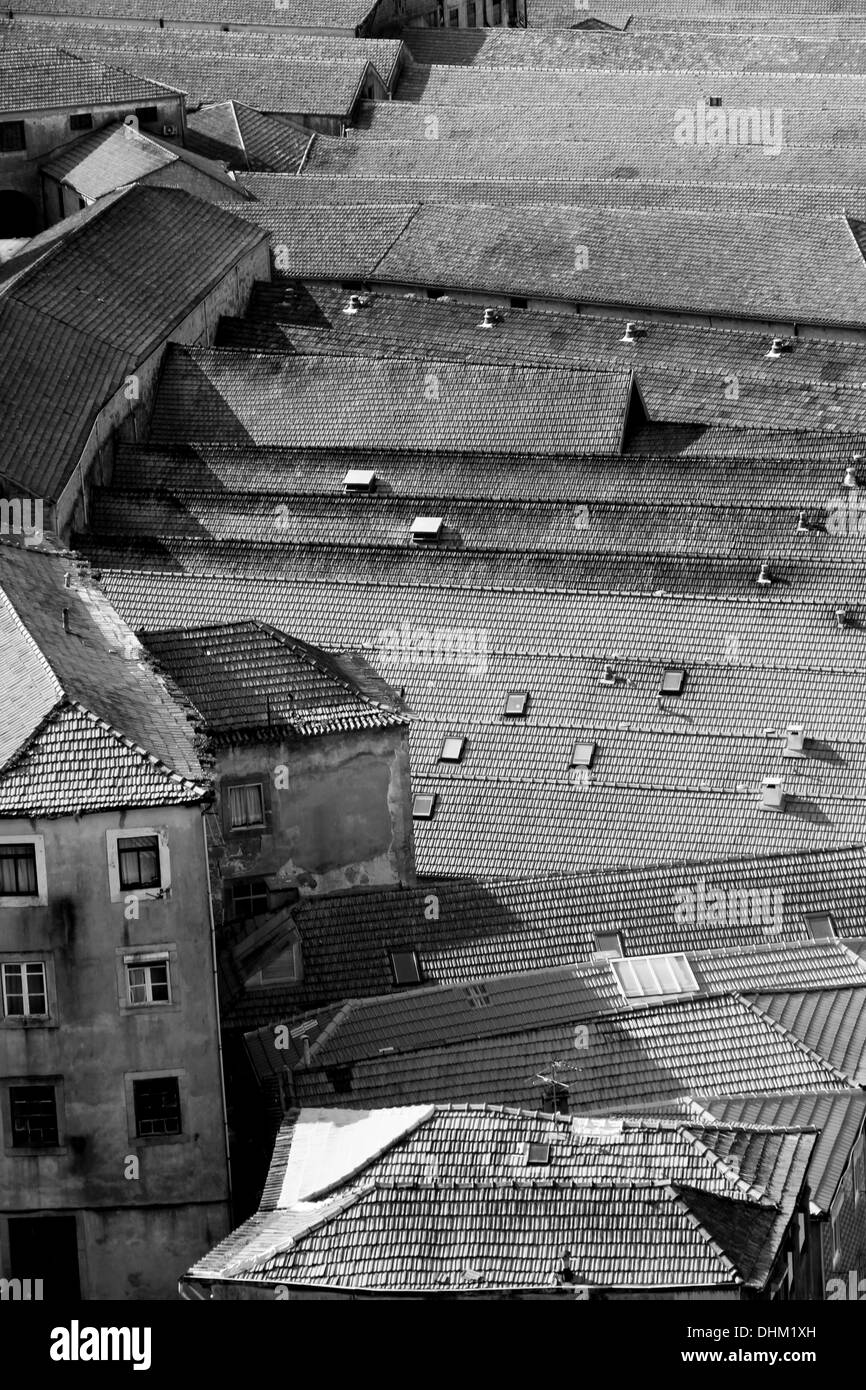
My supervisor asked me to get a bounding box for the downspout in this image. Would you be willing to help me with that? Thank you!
[202,809,233,1220]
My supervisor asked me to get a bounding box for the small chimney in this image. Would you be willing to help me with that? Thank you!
[760,776,786,812]
[836,606,855,630]
[766,337,785,359]
[479,308,497,330]
[844,463,859,488]
[783,724,806,758]
[756,562,773,586]
[620,321,637,344]
[797,511,810,533]
[343,294,365,316]
[600,662,617,686]
[61,607,70,633]
[63,571,72,588]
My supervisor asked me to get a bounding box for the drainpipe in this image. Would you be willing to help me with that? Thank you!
[202,809,233,1219]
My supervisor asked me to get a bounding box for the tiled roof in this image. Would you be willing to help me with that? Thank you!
[187,1105,816,1293]
[749,987,866,1086]
[0,543,206,807]
[40,122,247,202]
[139,620,407,740]
[0,43,179,112]
[215,846,866,1019]
[0,186,267,502]
[701,1091,866,1214]
[229,198,866,331]
[243,941,866,1075]
[147,347,637,454]
[4,1,379,28]
[289,994,852,1112]
[186,103,314,173]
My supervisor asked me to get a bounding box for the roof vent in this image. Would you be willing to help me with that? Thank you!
[766,337,786,359]
[844,464,860,488]
[63,571,72,588]
[620,321,637,344]
[343,294,367,315]
[410,516,443,543]
[343,469,376,493]
[479,308,498,330]
[756,562,773,586]
[836,606,856,629]
[782,724,806,758]
[759,776,786,812]
[797,510,811,533]
[600,662,617,685]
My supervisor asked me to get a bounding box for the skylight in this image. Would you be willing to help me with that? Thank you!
[525,1142,551,1166]
[412,793,437,820]
[410,516,443,542]
[803,911,836,942]
[343,469,376,493]
[390,950,422,987]
[504,691,529,717]
[465,983,491,1008]
[570,741,596,768]
[440,736,466,763]
[611,953,699,1001]
[593,931,623,960]
[660,668,686,696]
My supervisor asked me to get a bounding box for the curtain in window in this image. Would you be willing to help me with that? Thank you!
[228,784,264,827]
[0,846,37,895]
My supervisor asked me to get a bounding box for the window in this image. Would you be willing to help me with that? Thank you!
[510,296,528,310]
[448,6,459,25]
[227,783,265,829]
[135,106,159,124]
[525,1142,551,1165]
[611,952,699,1001]
[125,956,170,1006]
[10,1085,58,1148]
[69,112,93,131]
[467,0,477,21]
[593,932,623,960]
[107,829,170,903]
[118,835,161,891]
[326,1064,353,1094]
[412,792,437,820]
[542,1086,569,1116]
[440,735,466,762]
[660,668,686,696]
[247,938,303,987]
[133,1077,181,1137]
[504,691,529,717]
[492,0,502,20]
[390,949,422,986]
[2,963,48,1018]
[803,911,836,941]
[0,121,25,152]
[570,741,596,768]
[0,843,38,896]
[225,877,269,923]
[708,96,723,107]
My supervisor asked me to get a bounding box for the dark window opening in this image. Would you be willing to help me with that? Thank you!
[10,1085,59,1148]
[70,113,94,132]
[225,877,269,923]
[326,1064,353,1094]
[0,843,38,896]
[0,121,26,152]
[510,296,528,310]
[118,835,160,891]
[134,106,159,125]
[133,1077,181,1137]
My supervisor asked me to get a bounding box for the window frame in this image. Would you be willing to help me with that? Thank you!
[803,910,836,941]
[125,954,172,1007]
[226,781,267,831]
[69,112,94,132]
[3,1079,64,1153]
[127,1072,185,1143]
[0,836,47,908]
[0,120,26,153]
[224,875,270,923]
[389,949,422,987]
[1,961,48,1020]
[106,828,171,905]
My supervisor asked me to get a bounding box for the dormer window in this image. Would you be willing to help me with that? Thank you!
[410,516,443,543]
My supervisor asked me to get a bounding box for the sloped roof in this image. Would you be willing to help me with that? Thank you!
[187,1105,815,1293]
[186,102,313,173]
[148,347,638,454]
[41,122,247,201]
[0,185,268,502]
[288,993,852,1112]
[0,543,206,806]
[140,620,407,740]
[4,1,379,27]
[748,986,866,1085]
[0,43,179,112]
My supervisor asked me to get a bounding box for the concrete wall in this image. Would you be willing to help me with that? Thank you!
[55,235,271,541]
[0,96,185,227]
[216,726,416,904]
[0,804,230,1300]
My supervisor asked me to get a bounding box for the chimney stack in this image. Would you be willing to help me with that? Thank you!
[766,337,785,359]
[759,776,786,812]
[620,321,637,344]
[782,724,806,758]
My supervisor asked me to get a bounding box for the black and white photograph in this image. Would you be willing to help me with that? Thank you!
[0,0,864,1363]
